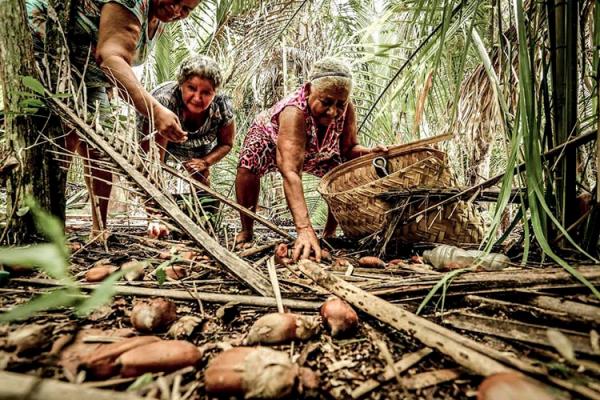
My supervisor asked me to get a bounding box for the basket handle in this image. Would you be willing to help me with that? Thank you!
[386,133,452,153]
[372,156,389,177]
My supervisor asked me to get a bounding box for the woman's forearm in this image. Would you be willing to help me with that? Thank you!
[203,144,232,166]
[347,144,372,160]
[99,55,160,118]
[281,170,312,230]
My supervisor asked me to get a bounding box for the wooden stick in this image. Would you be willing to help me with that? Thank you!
[528,295,600,323]
[401,368,461,390]
[444,312,595,355]
[12,278,321,310]
[367,267,600,297]
[239,242,279,258]
[373,336,403,386]
[49,98,273,296]
[0,371,145,400]
[464,295,579,325]
[161,164,294,241]
[267,256,285,313]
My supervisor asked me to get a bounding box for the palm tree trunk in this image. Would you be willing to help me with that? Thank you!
[0,0,74,244]
[0,0,47,243]
[42,0,76,223]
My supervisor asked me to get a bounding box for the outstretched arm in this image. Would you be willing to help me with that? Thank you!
[185,121,235,179]
[96,3,186,143]
[276,107,322,261]
[339,102,387,160]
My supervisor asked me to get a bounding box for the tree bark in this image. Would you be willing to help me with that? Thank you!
[0,0,47,243]
[41,0,76,223]
[563,0,578,227]
[0,0,73,244]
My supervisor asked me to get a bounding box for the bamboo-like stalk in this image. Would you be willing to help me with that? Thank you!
[549,0,578,238]
[563,0,579,228]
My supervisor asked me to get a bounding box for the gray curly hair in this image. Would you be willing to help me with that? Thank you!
[177,55,223,89]
[308,57,353,93]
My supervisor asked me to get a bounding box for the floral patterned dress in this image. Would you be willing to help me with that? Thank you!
[238,83,346,178]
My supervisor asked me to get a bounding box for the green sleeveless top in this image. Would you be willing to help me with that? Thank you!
[26,0,164,87]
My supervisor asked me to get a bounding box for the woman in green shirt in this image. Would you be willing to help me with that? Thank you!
[26,0,201,236]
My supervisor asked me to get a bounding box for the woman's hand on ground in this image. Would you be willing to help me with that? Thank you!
[293,226,321,262]
[154,104,188,143]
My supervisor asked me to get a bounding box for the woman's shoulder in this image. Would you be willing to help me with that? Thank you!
[213,93,232,109]
[151,80,177,95]
[150,81,178,107]
[212,94,234,123]
[270,84,309,119]
[283,84,308,108]
[99,0,151,25]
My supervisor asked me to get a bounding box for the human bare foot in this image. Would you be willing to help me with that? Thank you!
[234,231,253,248]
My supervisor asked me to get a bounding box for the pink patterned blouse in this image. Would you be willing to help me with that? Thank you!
[238,83,346,178]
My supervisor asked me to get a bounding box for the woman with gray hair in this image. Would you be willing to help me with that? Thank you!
[140,55,235,238]
[235,57,386,260]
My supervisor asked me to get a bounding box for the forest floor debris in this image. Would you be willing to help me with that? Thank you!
[0,221,599,399]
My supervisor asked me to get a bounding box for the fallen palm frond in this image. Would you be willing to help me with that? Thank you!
[47,94,274,296]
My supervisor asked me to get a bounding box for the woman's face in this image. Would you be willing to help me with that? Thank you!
[180,76,216,115]
[307,83,350,127]
[153,0,201,22]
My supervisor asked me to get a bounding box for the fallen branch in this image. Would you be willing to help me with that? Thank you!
[239,242,279,258]
[161,164,293,241]
[528,295,600,324]
[464,295,583,326]
[49,98,273,296]
[266,256,285,313]
[401,368,461,390]
[12,278,321,310]
[0,370,145,400]
[366,266,600,297]
[444,312,596,355]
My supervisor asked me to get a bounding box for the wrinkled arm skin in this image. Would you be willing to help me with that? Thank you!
[203,121,235,166]
[96,4,157,117]
[276,107,322,261]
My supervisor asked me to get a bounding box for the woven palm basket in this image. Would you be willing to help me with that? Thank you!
[318,147,485,245]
